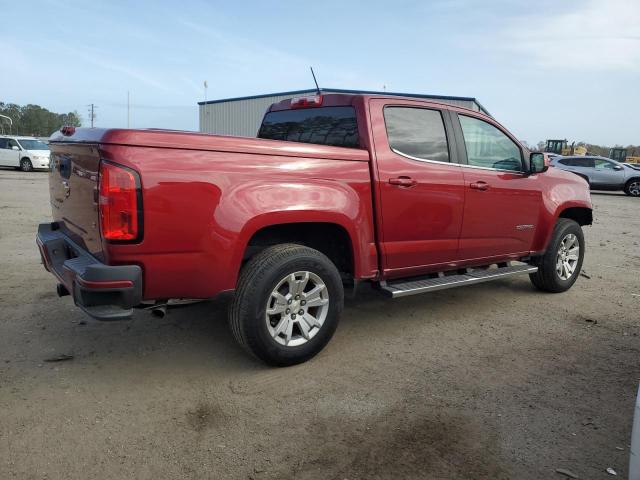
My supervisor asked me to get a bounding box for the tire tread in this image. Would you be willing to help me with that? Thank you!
[529,218,584,293]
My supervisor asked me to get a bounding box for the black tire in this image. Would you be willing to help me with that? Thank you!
[623,178,640,197]
[529,218,584,293]
[20,158,33,172]
[229,244,344,366]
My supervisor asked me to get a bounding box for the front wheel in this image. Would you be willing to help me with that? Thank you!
[624,179,640,197]
[20,158,33,172]
[529,218,584,293]
[229,244,344,366]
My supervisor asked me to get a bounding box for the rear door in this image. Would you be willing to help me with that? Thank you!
[369,99,465,277]
[572,157,595,182]
[451,112,542,260]
[556,157,594,182]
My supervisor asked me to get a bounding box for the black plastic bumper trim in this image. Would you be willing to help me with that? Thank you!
[36,222,142,320]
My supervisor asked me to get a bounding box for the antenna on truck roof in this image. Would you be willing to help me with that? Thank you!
[310,66,321,94]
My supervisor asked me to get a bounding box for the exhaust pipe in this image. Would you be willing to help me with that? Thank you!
[56,283,70,297]
[145,298,204,318]
[150,304,168,319]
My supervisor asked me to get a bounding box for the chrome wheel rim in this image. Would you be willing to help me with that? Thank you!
[265,271,329,347]
[556,233,580,280]
[629,181,640,196]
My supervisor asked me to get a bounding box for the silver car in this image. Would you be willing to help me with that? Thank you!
[550,155,640,197]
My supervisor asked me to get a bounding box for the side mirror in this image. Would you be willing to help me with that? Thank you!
[530,152,548,174]
[613,165,623,171]
[11,146,19,151]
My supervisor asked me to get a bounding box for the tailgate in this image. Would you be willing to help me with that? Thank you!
[49,143,103,259]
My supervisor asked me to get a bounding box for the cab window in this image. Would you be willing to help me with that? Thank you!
[575,158,595,168]
[383,107,450,163]
[458,115,522,172]
[594,159,615,169]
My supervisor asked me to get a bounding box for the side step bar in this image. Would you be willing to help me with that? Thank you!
[380,264,538,298]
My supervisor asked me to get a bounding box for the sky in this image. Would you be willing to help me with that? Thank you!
[1,0,639,146]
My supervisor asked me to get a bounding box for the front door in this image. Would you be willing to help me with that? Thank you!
[452,112,542,261]
[591,158,626,188]
[370,99,465,277]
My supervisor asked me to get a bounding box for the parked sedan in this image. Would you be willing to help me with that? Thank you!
[550,155,640,196]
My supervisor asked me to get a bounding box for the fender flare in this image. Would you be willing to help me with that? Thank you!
[233,211,361,273]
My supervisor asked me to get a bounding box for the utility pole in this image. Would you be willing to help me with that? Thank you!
[87,104,97,128]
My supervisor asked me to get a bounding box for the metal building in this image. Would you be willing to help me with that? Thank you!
[198,88,491,137]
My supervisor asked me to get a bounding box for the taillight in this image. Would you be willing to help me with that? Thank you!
[290,95,323,108]
[99,161,142,242]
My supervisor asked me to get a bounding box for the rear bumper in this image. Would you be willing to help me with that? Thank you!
[36,222,142,320]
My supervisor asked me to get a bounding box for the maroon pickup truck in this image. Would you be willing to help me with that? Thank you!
[37,93,592,365]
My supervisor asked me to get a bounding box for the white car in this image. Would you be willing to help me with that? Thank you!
[0,136,50,171]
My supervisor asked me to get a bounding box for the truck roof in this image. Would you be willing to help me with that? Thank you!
[267,92,490,118]
[198,87,491,116]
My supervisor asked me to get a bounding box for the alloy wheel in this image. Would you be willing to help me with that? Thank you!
[265,271,329,347]
[556,233,580,280]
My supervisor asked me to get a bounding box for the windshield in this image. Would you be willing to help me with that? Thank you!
[18,139,49,150]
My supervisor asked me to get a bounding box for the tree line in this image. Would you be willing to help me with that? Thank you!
[0,102,82,137]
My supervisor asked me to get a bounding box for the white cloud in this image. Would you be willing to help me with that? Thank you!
[61,45,173,93]
[500,0,640,72]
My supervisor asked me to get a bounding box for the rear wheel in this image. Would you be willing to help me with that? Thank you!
[229,244,344,366]
[20,158,33,172]
[529,218,584,293]
[624,178,640,197]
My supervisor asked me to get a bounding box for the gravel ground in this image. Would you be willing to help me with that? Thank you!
[1,168,639,480]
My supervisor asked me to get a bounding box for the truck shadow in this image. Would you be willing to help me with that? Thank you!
[35,277,538,373]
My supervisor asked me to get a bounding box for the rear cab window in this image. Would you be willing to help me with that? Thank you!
[258,106,359,148]
[383,107,450,163]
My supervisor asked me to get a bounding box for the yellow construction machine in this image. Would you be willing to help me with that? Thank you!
[544,139,587,156]
[609,147,640,164]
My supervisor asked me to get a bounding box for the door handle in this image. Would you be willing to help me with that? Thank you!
[389,176,417,187]
[470,181,489,191]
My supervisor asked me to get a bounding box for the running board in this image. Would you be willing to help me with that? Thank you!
[380,264,538,298]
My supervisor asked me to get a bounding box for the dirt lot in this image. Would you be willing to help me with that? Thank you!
[0,169,638,480]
